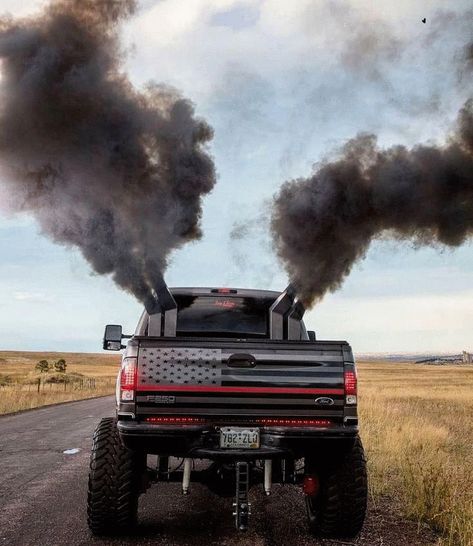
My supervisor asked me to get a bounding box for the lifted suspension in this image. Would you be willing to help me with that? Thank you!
[146,456,304,531]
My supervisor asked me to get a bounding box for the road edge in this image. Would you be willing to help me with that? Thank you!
[0,393,115,419]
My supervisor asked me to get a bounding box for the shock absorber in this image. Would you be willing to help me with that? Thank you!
[182,458,192,495]
[264,459,272,495]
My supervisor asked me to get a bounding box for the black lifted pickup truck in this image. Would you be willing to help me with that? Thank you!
[87,286,367,537]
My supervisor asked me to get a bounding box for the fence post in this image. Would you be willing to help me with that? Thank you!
[37,377,41,393]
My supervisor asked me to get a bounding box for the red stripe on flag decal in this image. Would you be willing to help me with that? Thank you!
[135,385,344,395]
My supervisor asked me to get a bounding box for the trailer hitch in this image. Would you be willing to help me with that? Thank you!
[233,462,251,531]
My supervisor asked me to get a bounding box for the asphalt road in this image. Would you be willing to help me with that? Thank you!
[0,396,437,546]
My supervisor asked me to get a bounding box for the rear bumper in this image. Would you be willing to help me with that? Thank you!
[117,420,358,459]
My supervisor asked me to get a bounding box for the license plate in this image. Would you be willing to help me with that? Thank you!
[220,427,260,449]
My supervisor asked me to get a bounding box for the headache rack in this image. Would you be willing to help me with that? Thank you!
[141,285,305,341]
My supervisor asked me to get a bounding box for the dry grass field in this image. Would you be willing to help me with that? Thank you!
[358,361,473,546]
[0,351,120,414]
[1,352,472,544]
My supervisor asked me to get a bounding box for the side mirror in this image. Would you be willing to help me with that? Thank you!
[103,324,123,351]
[308,330,316,342]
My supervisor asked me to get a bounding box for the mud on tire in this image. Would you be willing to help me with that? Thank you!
[87,417,144,536]
[305,435,368,539]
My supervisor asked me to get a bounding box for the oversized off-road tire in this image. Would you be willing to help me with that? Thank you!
[87,417,144,536]
[305,436,368,539]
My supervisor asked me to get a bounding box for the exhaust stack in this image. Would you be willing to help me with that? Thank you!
[269,285,305,340]
[146,285,178,337]
[287,299,305,340]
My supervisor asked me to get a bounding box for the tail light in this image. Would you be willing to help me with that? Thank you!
[257,418,332,427]
[344,370,357,405]
[144,416,207,425]
[142,417,331,427]
[303,475,319,496]
[120,357,137,401]
[211,288,237,294]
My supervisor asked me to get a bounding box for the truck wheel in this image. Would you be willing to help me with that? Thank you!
[305,436,368,538]
[87,417,143,536]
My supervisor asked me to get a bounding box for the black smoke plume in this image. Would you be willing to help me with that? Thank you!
[271,41,473,307]
[0,0,215,307]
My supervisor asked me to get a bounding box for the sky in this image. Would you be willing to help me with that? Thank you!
[0,0,472,354]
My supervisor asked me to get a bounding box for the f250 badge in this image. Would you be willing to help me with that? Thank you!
[314,397,334,406]
[146,395,176,404]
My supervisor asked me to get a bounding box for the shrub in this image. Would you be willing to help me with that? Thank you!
[35,360,49,373]
[54,359,67,373]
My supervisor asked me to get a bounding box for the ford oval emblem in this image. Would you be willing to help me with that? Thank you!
[314,397,334,406]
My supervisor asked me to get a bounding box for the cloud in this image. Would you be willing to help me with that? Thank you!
[13,291,51,303]
[305,290,473,353]
[210,3,259,31]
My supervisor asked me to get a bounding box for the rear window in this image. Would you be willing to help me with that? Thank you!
[174,295,275,338]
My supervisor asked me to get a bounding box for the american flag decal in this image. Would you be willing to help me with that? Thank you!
[138,345,346,391]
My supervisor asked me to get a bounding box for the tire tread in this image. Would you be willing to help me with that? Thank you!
[306,436,368,538]
[87,417,141,535]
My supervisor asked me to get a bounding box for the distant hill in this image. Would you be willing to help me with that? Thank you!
[357,352,463,362]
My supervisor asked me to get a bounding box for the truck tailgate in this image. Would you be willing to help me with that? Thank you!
[134,339,353,422]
